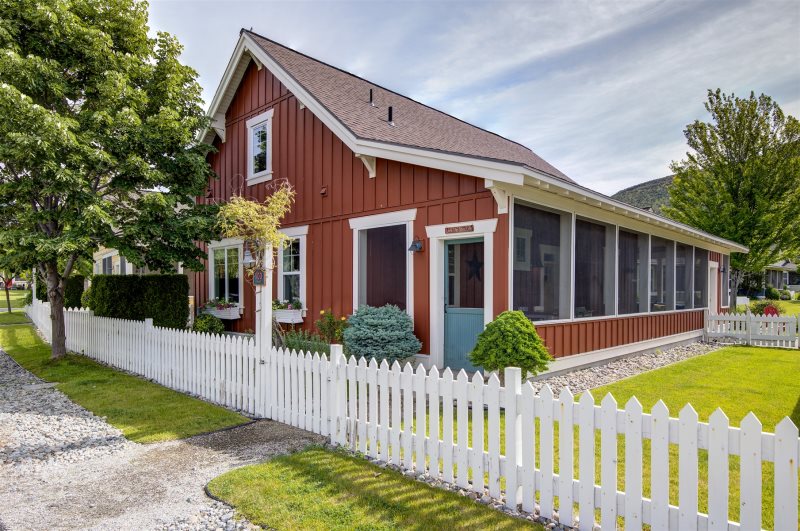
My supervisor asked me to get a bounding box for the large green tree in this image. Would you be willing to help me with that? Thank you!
[0,0,218,358]
[664,89,800,297]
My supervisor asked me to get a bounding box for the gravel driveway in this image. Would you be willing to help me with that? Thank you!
[0,349,325,531]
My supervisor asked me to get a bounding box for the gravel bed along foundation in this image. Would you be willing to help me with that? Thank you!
[528,340,723,395]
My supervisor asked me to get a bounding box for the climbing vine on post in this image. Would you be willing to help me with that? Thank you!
[217,182,295,348]
[217,182,296,277]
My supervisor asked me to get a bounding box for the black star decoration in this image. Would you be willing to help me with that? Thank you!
[466,251,483,282]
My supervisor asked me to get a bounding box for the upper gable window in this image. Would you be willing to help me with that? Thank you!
[246,109,274,185]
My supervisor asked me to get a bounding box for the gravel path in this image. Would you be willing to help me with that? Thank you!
[529,340,723,395]
[0,349,325,531]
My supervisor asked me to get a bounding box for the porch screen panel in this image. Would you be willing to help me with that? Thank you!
[618,230,649,315]
[675,243,693,310]
[650,237,674,312]
[574,219,614,318]
[512,202,570,321]
[362,225,406,310]
[694,248,708,308]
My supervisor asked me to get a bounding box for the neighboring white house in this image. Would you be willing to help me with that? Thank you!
[765,259,799,291]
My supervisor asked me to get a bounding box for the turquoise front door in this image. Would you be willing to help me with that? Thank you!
[443,239,485,372]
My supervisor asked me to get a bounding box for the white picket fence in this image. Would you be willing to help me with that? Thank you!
[25,301,800,530]
[706,312,799,348]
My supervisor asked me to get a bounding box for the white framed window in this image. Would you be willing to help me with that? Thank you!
[349,209,416,316]
[208,239,244,306]
[277,225,308,306]
[246,109,274,185]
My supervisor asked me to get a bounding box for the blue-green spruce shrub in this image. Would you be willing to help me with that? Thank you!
[469,310,552,380]
[343,305,421,363]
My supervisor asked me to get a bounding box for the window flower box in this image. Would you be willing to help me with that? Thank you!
[274,308,306,324]
[203,298,241,320]
[203,306,241,320]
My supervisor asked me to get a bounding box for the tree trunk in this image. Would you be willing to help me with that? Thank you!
[4,284,10,313]
[731,269,744,312]
[46,262,67,360]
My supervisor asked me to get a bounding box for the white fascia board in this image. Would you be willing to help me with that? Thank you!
[518,174,749,253]
[200,36,253,144]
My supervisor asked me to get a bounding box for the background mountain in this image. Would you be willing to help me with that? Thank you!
[611,175,673,214]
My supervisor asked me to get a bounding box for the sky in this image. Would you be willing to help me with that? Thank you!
[148,0,800,195]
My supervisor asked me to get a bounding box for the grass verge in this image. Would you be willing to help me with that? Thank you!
[0,310,31,325]
[0,323,249,443]
[208,447,542,530]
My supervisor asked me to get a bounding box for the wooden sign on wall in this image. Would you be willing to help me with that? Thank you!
[445,224,474,235]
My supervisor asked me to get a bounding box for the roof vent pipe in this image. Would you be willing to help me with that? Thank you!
[388,106,394,126]
[369,88,375,107]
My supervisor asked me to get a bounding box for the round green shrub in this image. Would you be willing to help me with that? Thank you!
[779,289,791,300]
[764,286,780,300]
[193,313,225,335]
[343,305,421,363]
[80,286,93,309]
[469,310,551,380]
[796,292,800,301]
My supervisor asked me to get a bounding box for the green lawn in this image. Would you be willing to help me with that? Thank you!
[1,289,28,308]
[208,447,541,531]
[592,345,799,429]
[0,309,31,325]
[779,299,800,316]
[0,323,249,443]
[589,345,798,528]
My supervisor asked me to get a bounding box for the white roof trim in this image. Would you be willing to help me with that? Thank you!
[200,33,747,255]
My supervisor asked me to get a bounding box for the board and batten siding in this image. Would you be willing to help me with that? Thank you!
[195,61,508,353]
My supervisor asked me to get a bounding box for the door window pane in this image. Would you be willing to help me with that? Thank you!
[694,248,708,308]
[359,224,406,310]
[574,219,615,318]
[512,202,570,321]
[618,230,649,314]
[650,237,674,312]
[447,241,484,309]
[675,243,693,310]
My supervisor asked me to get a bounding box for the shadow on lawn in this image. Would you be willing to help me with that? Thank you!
[791,394,800,427]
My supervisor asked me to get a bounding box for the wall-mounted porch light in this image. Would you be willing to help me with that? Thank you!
[243,247,256,268]
[408,239,424,253]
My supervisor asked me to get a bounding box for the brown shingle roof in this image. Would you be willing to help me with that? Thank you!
[246,31,573,184]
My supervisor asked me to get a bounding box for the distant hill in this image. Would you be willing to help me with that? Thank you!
[611,175,673,214]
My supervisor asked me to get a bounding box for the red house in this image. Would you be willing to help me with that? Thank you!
[194,29,747,371]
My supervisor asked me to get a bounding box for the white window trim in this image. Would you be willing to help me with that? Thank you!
[277,225,309,306]
[349,209,417,317]
[207,238,245,310]
[246,109,274,185]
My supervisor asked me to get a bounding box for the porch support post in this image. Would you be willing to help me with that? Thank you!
[258,244,274,356]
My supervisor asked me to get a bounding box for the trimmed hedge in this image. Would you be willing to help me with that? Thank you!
[64,275,85,309]
[91,274,189,329]
[35,275,84,306]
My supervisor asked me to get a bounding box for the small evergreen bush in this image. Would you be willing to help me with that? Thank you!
[469,311,551,380]
[750,300,781,316]
[64,275,85,309]
[343,305,421,363]
[764,286,780,300]
[284,329,330,355]
[192,313,224,334]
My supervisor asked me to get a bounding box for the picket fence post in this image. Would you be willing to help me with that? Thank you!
[330,344,346,446]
